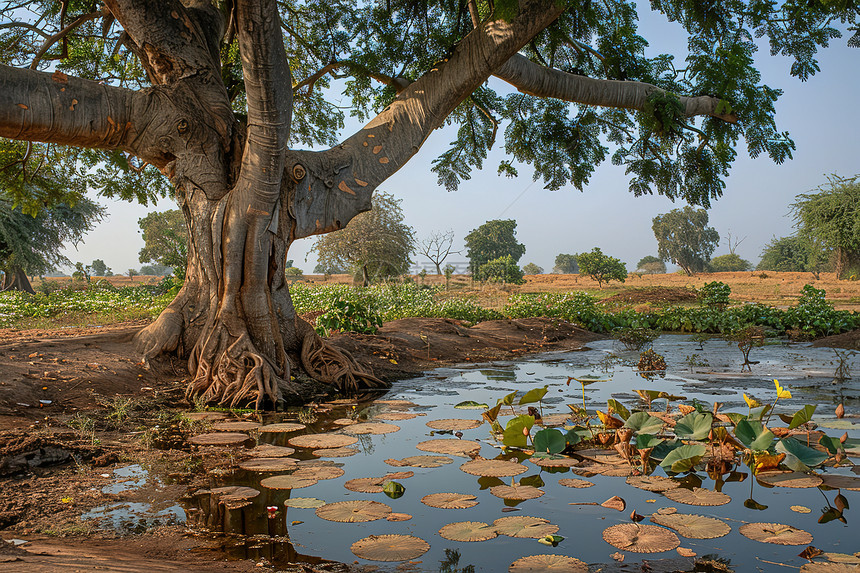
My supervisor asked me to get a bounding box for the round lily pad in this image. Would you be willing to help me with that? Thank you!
[260,422,307,433]
[416,438,481,457]
[426,418,482,431]
[758,471,823,488]
[312,447,358,458]
[375,399,418,407]
[332,418,357,426]
[247,444,295,457]
[649,513,731,539]
[801,564,860,573]
[289,433,358,449]
[208,486,260,502]
[385,455,453,468]
[375,412,419,421]
[345,477,389,493]
[438,521,498,542]
[490,484,545,500]
[529,456,580,468]
[238,457,298,472]
[182,411,227,421]
[626,475,679,492]
[539,414,572,427]
[602,523,681,553]
[283,497,326,509]
[260,475,318,490]
[663,487,730,506]
[558,478,594,489]
[493,516,559,539]
[189,432,249,446]
[350,534,429,561]
[421,493,479,509]
[509,554,588,573]
[292,466,345,480]
[460,459,528,477]
[820,474,860,491]
[791,505,812,513]
[343,422,401,435]
[212,421,260,431]
[739,522,813,545]
[317,500,392,523]
[386,513,412,522]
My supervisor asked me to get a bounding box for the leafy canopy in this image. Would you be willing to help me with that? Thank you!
[464,219,526,274]
[475,255,525,284]
[138,210,188,280]
[757,235,830,274]
[652,206,720,275]
[553,253,579,274]
[576,247,627,287]
[636,255,666,274]
[710,253,753,272]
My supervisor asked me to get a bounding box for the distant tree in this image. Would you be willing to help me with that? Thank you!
[710,253,753,272]
[313,262,345,275]
[523,263,543,275]
[138,210,188,280]
[636,256,666,274]
[652,207,720,276]
[90,259,111,277]
[443,264,455,290]
[139,263,173,276]
[757,235,831,278]
[791,175,860,279]
[127,268,138,281]
[553,253,579,274]
[419,230,459,275]
[71,262,91,282]
[311,191,415,286]
[476,255,525,284]
[576,248,627,288]
[464,220,525,275]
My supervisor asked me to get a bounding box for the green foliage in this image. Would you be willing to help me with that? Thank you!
[710,253,753,272]
[642,91,685,138]
[660,443,707,473]
[502,414,535,448]
[312,191,415,285]
[785,404,817,430]
[553,254,579,274]
[652,207,720,275]
[518,386,548,406]
[522,262,543,275]
[636,256,666,274]
[464,220,525,275]
[624,412,664,434]
[699,281,732,310]
[475,255,525,284]
[138,210,188,280]
[90,259,111,277]
[734,420,775,451]
[315,299,383,337]
[775,436,829,471]
[674,412,713,440]
[533,428,566,454]
[576,247,627,288]
[757,235,830,274]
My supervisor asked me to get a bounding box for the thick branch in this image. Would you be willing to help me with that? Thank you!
[288,0,565,239]
[0,63,168,163]
[494,54,738,123]
[29,11,101,70]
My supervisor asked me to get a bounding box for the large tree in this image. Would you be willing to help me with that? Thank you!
[464,219,526,274]
[757,235,830,277]
[138,209,189,279]
[652,206,720,276]
[0,0,854,407]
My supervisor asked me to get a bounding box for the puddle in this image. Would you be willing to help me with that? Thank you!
[178,335,859,571]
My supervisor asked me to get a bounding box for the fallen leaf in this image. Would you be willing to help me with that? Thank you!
[601,496,626,512]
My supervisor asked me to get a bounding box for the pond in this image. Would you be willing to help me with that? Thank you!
[97,335,860,571]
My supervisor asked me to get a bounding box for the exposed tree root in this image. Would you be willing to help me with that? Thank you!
[300,328,389,392]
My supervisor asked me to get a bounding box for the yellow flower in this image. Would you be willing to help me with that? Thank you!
[743,393,762,408]
[774,379,792,400]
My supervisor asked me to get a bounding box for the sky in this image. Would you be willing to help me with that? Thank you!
[60,11,860,276]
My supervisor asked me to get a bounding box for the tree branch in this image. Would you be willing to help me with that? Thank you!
[293,61,411,94]
[493,54,739,123]
[29,10,101,70]
[287,0,566,240]
[0,21,51,39]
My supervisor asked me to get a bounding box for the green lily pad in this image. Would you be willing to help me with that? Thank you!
[455,400,490,410]
[625,411,664,434]
[519,386,548,405]
[775,437,829,471]
[735,419,775,451]
[674,412,713,441]
[660,443,707,474]
[533,428,566,455]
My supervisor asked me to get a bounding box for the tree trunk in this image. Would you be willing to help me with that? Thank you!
[435,263,442,275]
[1,266,34,294]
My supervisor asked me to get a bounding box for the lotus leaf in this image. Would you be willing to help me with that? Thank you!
[503,415,535,448]
[625,411,664,434]
[787,404,817,430]
[674,412,713,441]
[533,428,566,455]
[607,399,630,420]
[498,391,518,406]
[635,433,665,449]
[776,437,829,471]
[735,420,775,451]
[519,386,548,405]
[660,444,707,474]
[455,400,489,410]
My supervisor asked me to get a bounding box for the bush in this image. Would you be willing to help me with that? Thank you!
[636,256,666,274]
[613,326,660,351]
[522,263,543,275]
[315,299,383,336]
[475,255,525,284]
[698,281,731,310]
[576,247,627,288]
[709,253,753,272]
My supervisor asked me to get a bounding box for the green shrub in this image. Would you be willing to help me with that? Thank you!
[475,255,525,284]
[698,281,731,310]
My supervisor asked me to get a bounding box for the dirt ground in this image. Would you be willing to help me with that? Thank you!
[0,317,600,571]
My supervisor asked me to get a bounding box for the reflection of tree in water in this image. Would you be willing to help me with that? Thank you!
[695,555,735,572]
[439,548,475,573]
[356,432,375,455]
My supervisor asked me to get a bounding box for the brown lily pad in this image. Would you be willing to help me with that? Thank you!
[801,565,860,573]
[343,422,400,435]
[558,478,595,488]
[182,411,227,421]
[739,522,813,545]
[493,516,559,539]
[283,497,326,509]
[212,421,260,431]
[386,512,413,522]
[601,496,626,511]
[663,487,731,506]
[416,438,481,457]
[316,500,392,523]
[460,459,528,477]
[791,505,813,513]
[208,486,260,502]
[758,471,823,488]
[649,513,731,539]
[626,475,679,492]
[238,457,298,472]
[312,447,358,458]
[426,418,482,431]
[539,414,572,427]
[385,455,453,468]
[260,475,318,490]
[529,456,580,468]
[820,474,860,491]
[344,477,389,493]
[332,418,357,426]
[509,554,588,573]
[374,399,418,407]
[602,523,681,553]
[438,521,498,542]
[288,433,358,449]
[421,493,479,509]
[259,422,307,433]
[490,484,545,500]
[350,534,429,562]
[189,432,249,446]
[375,412,419,421]
[292,466,345,480]
[247,444,295,457]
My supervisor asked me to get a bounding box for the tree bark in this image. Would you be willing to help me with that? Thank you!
[1,266,34,294]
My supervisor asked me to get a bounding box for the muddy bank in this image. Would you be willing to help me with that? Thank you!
[812,328,860,351]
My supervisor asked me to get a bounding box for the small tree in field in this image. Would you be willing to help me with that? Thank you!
[636,255,666,274]
[710,253,753,272]
[464,220,526,275]
[577,248,627,288]
[652,207,720,276]
[90,259,112,277]
[127,268,138,281]
[419,230,458,275]
[523,263,543,275]
[553,254,579,274]
[476,255,525,285]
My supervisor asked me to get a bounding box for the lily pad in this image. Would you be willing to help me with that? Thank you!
[283,497,326,509]
[260,475,318,490]
[292,466,345,480]
[421,492,478,509]
[212,421,261,431]
[350,534,429,561]
[558,478,594,488]
[343,422,400,435]
[738,522,813,545]
[455,400,490,410]
[460,459,528,477]
[528,456,580,468]
[375,412,419,421]
[438,521,498,542]
[238,457,298,472]
[649,513,731,539]
[508,554,588,573]
[757,471,823,489]
[416,438,481,457]
[602,523,680,553]
[288,433,358,449]
[626,475,679,492]
[312,447,358,458]
[490,484,545,500]
[426,418,482,431]
[316,500,392,523]
[493,516,559,538]
[189,432,249,446]
[258,422,306,433]
[663,487,730,506]
[673,412,713,440]
[385,455,453,468]
[247,444,295,457]
[820,474,860,491]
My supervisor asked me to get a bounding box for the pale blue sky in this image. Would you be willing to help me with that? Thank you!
[62,12,860,275]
